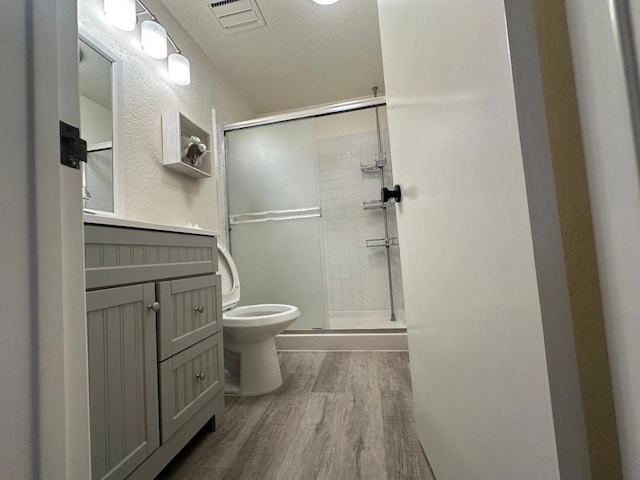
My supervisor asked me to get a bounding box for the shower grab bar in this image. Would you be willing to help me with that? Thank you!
[230,206,322,225]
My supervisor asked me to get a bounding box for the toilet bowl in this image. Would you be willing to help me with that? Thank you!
[218,242,300,396]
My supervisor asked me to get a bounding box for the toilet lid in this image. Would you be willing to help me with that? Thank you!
[217,242,240,310]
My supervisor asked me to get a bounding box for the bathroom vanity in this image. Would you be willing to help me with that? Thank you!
[83,215,224,480]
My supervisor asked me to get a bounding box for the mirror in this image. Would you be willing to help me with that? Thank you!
[79,37,120,214]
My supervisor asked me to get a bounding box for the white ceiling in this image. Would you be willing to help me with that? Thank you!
[159,0,385,115]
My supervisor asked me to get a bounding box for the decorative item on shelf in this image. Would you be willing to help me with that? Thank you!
[181,135,208,169]
[162,111,212,179]
[103,0,191,86]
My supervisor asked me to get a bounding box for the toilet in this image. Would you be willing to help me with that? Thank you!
[218,242,300,396]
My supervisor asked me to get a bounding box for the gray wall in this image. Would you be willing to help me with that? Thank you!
[0,1,37,477]
[566,1,640,478]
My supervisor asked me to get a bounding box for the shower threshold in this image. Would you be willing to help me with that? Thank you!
[275,330,408,351]
[329,309,406,329]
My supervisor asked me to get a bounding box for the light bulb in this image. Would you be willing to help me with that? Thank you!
[168,54,191,86]
[104,0,137,31]
[141,20,168,59]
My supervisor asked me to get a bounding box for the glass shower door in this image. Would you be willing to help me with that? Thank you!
[225,118,327,329]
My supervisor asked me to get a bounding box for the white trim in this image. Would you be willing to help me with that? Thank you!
[223,96,386,131]
[33,0,90,476]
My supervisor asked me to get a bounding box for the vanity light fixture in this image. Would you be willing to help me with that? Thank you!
[312,0,341,4]
[168,53,191,86]
[104,0,137,31]
[103,0,191,86]
[141,20,168,59]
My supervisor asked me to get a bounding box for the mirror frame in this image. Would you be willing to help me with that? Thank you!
[79,29,125,217]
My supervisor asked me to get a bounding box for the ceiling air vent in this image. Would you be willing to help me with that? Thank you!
[208,0,266,34]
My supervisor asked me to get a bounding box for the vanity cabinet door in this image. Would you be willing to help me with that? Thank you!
[156,274,221,361]
[86,284,160,480]
[159,333,224,442]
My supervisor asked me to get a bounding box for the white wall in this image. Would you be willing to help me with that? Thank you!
[78,0,254,230]
[315,107,388,139]
[566,2,640,478]
[377,0,589,477]
[80,95,112,145]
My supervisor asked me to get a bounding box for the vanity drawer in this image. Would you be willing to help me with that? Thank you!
[84,224,217,290]
[156,274,221,361]
[159,333,224,442]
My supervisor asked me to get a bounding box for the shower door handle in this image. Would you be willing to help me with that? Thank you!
[229,207,322,225]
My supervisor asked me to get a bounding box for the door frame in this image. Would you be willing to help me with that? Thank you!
[32,0,90,477]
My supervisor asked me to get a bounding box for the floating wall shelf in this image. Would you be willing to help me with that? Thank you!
[162,111,212,179]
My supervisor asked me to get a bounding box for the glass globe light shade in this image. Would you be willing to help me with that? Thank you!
[104,0,137,31]
[168,53,191,86]
[141,20,168,59]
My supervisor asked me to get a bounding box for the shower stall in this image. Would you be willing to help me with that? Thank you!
[221,98,404,331]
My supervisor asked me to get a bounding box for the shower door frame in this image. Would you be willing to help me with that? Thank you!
[223,97,386,132]
[221,96,401,332]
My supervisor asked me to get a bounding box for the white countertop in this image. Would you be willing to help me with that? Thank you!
[83,213,219,237]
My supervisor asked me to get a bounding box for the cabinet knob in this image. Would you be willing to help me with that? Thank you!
[148,302,160,312]
[194,305,204,314]
[196,372,206,380]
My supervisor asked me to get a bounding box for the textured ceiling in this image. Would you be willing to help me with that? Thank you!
[159,0,385,115]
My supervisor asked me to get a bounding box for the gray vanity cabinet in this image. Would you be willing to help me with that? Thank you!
[84,221,224,480]
[86,283,160,480]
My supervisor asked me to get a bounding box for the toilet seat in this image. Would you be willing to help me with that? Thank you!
[217,242,241,310]
[223,304,300,327]
[217,241,298,324]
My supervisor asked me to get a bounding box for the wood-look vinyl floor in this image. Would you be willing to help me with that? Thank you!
[158,352,434,480]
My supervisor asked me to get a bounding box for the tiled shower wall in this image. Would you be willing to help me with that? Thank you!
[316,126,405,314]
[85,149,114,213]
